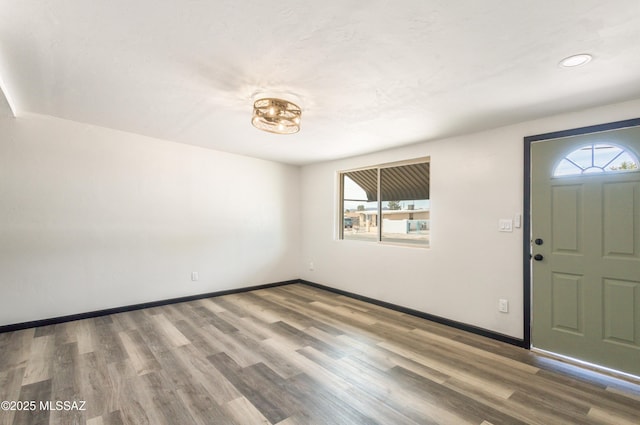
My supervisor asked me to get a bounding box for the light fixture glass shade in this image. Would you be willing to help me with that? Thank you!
[252,98,301,134]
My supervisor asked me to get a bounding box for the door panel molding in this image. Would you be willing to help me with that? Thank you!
[551,272,584,335]
[551,184,583,253]
[602,278,640,347]
[603,181,639,258]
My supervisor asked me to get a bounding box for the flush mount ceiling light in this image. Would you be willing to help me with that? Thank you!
[559,53,592,68]
[252,98,301,134]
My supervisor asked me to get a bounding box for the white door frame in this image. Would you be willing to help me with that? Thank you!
[523,117,640,350]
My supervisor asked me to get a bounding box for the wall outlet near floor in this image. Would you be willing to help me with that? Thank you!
[309,262,315,271]
[498,299,509,313]
[191,271,199,281]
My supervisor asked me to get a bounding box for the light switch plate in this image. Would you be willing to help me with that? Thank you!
[514,214,522,228]
[499,219,513,232]
[499,299,509,313]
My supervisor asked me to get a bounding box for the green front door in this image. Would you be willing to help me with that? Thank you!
[531,125,640,376]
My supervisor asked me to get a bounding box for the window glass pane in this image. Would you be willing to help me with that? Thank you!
[380,163,430,246]
[342,171,378,242]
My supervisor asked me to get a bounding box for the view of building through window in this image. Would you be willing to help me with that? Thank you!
[341,159,430,247]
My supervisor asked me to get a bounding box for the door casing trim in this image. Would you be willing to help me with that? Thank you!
[523,117,640,349]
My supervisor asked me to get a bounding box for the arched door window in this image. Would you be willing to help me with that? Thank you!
[553,143,639,177]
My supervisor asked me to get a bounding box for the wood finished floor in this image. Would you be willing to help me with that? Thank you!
[1,284,639,425]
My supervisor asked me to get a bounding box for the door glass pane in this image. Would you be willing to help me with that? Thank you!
[554,144,639,176]
[593,144,623,167]
[607,151,638,171]
[554,158,583,176]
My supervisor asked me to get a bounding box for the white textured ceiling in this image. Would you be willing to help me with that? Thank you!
[1,1,640,164]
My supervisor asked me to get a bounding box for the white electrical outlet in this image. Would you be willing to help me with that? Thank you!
[309,262,315,271]
[499,299,509,313]
[191,272,199,281]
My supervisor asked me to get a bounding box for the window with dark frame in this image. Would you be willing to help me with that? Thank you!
[340,158,430,247]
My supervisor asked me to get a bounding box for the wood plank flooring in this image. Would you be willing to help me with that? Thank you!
[1,283,639,425]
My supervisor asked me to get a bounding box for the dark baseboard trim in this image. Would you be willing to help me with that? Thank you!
[1,278,527,349]
[0,279,298,334]
[300,280,528,349]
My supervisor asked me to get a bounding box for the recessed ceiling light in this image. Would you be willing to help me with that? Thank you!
[559,54,592,68]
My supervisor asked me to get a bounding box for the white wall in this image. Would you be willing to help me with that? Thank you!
[0,113,301,326]
[3,99,640,334]
[300,98,640,339]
